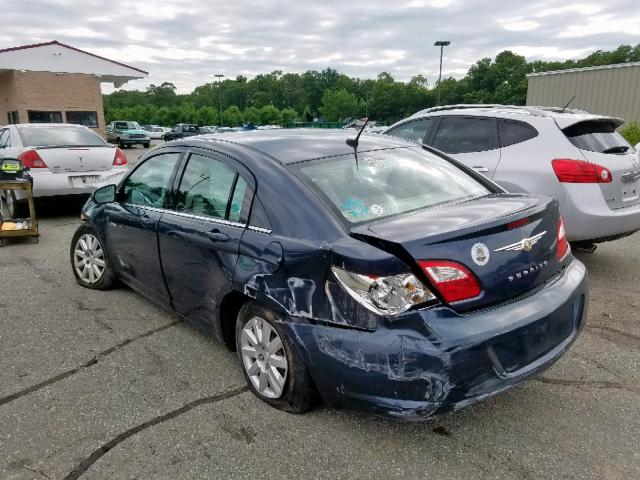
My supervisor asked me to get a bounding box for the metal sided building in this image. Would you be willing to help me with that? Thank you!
[526,62,640,124]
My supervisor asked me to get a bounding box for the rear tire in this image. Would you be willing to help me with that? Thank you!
[70,224,114,290]
[236,302,316,414]
[143,142,150,148]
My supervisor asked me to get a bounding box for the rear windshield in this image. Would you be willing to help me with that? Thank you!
[295,147,491,224]
[563,121,634,154]
[18,126,108,147]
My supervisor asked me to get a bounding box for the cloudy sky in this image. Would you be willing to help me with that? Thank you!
[2,0,639,93]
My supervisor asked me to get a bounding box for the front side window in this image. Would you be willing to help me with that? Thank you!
[18,125,107,147]
[121,153,181,207]
[66,111,99,128]
[432,117,497,154]
[295,147,490,224]
[386,118,436,144]
[177,154,248,222]
[563,120,634,154]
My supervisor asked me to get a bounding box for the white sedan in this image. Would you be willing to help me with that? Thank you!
[0,123,128,217]
[148,126,170,139]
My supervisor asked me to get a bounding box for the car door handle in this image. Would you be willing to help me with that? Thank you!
[472,166,489,173]
[207,229,230,242]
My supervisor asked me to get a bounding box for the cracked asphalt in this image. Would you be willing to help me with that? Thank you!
[1,151,639,478]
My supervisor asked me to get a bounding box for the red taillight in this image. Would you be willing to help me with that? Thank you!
[113,147,128,166]
[552,158,612,183]
[18,149,48,169]
[418,260,482,303]
[557,216,570,261]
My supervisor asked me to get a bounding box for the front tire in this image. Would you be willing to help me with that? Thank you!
[70,224,114,290]
[143,142,150,148]
[236,302,316,414]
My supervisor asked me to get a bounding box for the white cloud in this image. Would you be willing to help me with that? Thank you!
[0,0,636,94]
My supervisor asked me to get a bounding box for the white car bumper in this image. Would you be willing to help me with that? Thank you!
[561,184,640,242]
[14,169,127,200]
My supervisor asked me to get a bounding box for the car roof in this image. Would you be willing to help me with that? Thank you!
[403,104,624,129]
[170,128,416,164]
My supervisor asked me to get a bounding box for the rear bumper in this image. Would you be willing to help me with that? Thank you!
[560,184,640,242]
[282,259,588,420]
[14,169,127,199]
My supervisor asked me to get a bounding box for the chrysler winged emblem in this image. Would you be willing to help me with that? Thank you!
[494,231,546,252]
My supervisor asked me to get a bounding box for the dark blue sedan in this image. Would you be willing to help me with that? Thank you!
[70,129,588,419]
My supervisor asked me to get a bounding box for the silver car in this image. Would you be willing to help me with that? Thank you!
[385,105,640,246]
[0,123,129,217]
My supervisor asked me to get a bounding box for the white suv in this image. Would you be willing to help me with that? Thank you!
[385,105,640,246]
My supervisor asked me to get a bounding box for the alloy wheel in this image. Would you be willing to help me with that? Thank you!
[240,316,288,399]
[73,234,106,284]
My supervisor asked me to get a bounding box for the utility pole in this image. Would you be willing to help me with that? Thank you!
[214,74,225,126]
[434,40,450,106]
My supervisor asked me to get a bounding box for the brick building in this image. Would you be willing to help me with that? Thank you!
[0,40,147,136]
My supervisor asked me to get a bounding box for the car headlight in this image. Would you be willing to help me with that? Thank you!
[331,266,436,316]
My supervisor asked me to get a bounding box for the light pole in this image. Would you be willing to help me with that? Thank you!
[434,40,450,106]
[214,74,224,126]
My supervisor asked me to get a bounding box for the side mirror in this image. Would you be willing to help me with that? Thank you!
[93,184,116,204]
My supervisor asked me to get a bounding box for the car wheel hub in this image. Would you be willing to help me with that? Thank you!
[74,234,105,284]
[240,316,288,399]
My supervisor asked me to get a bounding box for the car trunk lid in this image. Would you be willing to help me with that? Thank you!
[36,146,116,173]
[351,194,563,312]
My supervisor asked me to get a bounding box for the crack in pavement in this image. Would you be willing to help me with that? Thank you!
[586,325,640,342]
[63,386,249,480]
[535,377,640,395]
[0,319,183,407]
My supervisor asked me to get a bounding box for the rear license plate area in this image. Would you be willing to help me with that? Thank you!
[491,302,576,373]
[70,175,99,187]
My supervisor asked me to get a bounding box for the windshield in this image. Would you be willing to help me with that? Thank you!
[563,121,634,154]
[295,147,491,224]
[18,126,108,147]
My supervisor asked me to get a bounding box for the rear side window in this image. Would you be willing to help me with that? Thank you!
[498,119,538,147]
[386,118,436,143]
[18,126,107,147]
[432,117,497,154]
[563,121,633,154]
[176,153,250,223]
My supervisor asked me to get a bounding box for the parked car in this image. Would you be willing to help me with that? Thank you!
[163,124,201,141]
[106,121,150,149]
[148,126,169,140]
[0,123,128,217]
[385,105,640,247]
[70,130,587,419]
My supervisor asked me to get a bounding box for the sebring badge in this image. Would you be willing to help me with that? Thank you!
[471,243,490,266]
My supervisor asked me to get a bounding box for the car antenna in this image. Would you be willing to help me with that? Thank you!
[560,95,576,113]
[346,117,370,148]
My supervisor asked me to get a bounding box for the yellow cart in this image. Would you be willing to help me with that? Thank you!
[0,179,39,246]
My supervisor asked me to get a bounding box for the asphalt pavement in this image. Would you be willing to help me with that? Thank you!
[0,152,639,478]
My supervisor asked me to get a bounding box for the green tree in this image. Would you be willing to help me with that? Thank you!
[259,104,282,125]
[320,89,360,121]
[280,108,298,125]
[223,106,244,126]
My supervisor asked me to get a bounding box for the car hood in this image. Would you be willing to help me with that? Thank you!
[121,129,149,135]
